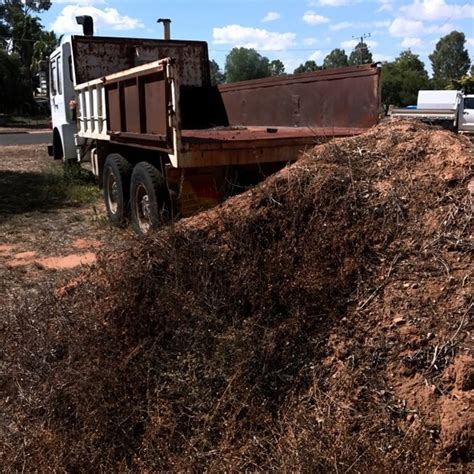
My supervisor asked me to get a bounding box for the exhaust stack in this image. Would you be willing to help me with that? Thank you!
[157,18,171,40]
[76,15,94,36]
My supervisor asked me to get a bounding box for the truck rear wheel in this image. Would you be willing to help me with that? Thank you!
[130,162,171,236]
[103,153,133,227]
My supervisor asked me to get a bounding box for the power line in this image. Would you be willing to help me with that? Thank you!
[0,35,38,42]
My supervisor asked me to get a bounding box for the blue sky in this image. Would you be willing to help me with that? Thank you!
[40,0,474,75]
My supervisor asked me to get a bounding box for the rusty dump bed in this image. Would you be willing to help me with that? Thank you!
[71,35,210,86]
[74,37,381,168]
[175,64,381,167]
[178,126,368,168]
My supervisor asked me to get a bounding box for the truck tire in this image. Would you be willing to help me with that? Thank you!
[130,161,171,236]
[103,153,133,226]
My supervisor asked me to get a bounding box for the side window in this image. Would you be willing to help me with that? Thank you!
[68,55,73,83]
[57,56,62,95]
[50,59,57,96]
[463,97,474,110]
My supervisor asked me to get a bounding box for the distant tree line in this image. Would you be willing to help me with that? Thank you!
[212,31,472,107]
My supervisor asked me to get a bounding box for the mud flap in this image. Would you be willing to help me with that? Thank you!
[180,175,219,217]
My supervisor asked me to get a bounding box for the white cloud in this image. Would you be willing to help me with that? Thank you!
[401,37,422,48]
[51,5,144,33]
[388,18,454,37]
[466,38,474,47]
[303,37,319,45]
[314,0,353,5]
[341,39,378,49]
[377,0,394,12]
[213,25,296,51]
[372,53,393,62]
[308,50,324,61]
[262,11,281,23]
[400,0,473,21]
[331,21,353,31]
[55,0,105,4]
[302,11,330,25]
[330,20,389,31]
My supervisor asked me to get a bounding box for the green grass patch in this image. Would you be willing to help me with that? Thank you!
[41,165,100,207]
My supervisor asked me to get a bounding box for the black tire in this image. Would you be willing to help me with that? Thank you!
[130,161,172,236]
[103,153,133,227]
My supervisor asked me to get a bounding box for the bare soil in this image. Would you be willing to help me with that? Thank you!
[0,144,128,309]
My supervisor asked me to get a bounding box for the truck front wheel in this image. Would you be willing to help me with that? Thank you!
[103,153,133,226]
[130,162,171,236]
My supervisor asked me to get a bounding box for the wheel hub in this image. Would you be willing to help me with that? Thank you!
[135,184,151,233]
[107,174,119,214]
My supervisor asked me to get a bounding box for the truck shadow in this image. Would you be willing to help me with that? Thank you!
[0,168,98,219]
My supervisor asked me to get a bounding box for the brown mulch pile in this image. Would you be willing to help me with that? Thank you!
[1,120,472,471]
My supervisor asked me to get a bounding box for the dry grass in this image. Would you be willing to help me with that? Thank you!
[0,121,472,471]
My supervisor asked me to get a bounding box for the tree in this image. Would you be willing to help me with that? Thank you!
[0,1,52,67]
[270,59,285,76]
[209,59,225,86]
[382,50,430,108]
[349,41,373,65]
[32,30,61,71]
[323,48,348,69]
[0,0,52,110]
[224,47,271,83]
[448,75,474,95]
[293,60,320,74]
[0,49,30,113]
[429,31,471,88]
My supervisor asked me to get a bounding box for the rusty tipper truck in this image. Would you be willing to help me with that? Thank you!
[49,17,381,235]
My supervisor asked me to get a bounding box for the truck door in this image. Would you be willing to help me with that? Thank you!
[49,42,78,161]
[50,52,65,126]
[459,96,474,132]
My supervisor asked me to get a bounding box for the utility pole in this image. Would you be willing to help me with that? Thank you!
[352,33,371,64]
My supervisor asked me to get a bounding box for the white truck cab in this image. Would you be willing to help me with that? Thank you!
[49,39,78,161]
[458,95,474,133]
[390,90,474,134]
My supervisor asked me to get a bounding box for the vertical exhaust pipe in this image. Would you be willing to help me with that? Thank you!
[76,15,94,36]
[157,18,171,40]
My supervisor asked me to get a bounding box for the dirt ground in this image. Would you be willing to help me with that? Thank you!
[0,144,129,308]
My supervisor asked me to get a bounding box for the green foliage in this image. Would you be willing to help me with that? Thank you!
[32,30,61,72]
[293,60,321,74]
[0,49,30,113]
[429,31,471,88]
[0,0,53,113]
[448,75,474,94]
[224,47,271,83]
[349,41,373,65]
[209,59,225,86]
[270,59,285,76]
[323,48,348,69]
[382,50,430,107]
